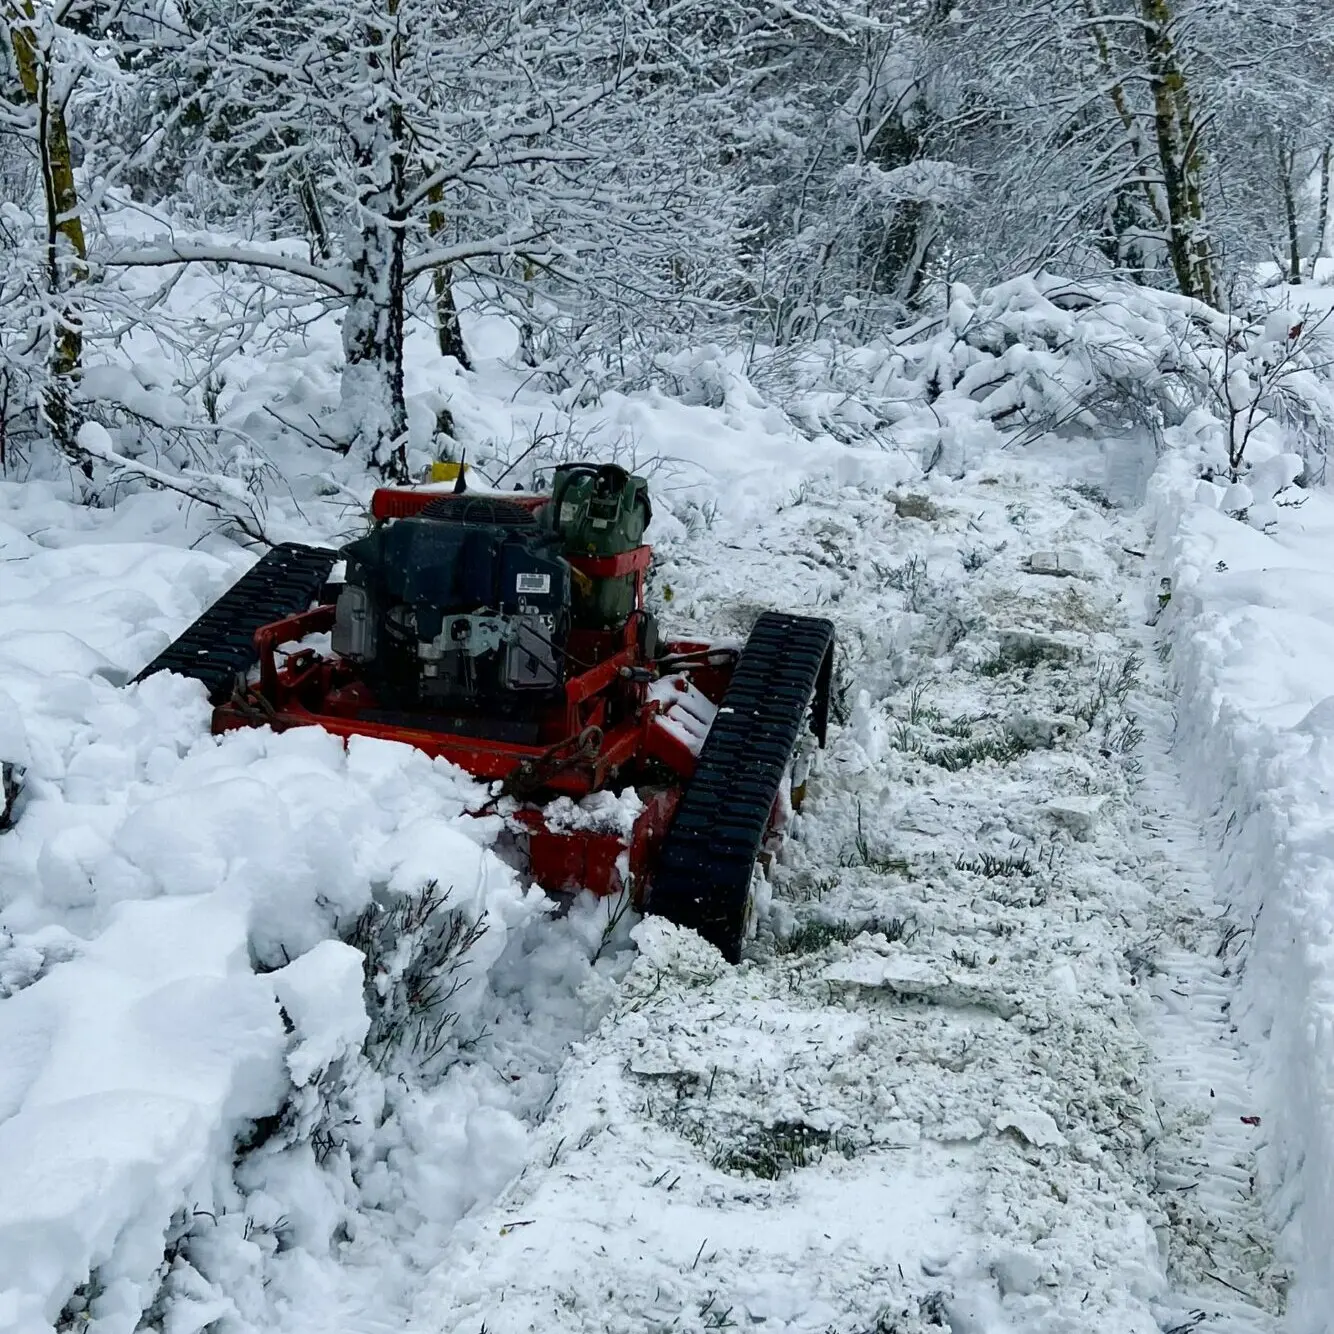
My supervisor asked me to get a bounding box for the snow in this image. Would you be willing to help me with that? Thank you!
[0,893,286,1333]
[541,788,645,837]
[270,942,370,1088]
[647,672,718,756]
[4,270,1332,1334]
[1149,452,1334,1334]
[401,425,1283,1334]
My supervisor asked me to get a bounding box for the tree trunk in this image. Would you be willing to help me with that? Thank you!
[342,213,407,479]
[340,3,409,481]
[1139,0,1215,304]
[6,0,87,450]
[298,173,332,261]
[426,185,470,368]
[1278,138,1302,284]
[1315,142,1332,277]
[1084,0,1169,238]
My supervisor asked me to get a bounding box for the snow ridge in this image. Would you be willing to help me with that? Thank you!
[1146,454,1334,1333]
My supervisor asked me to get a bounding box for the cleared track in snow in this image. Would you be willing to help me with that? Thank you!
[408,459,1283,1334]
[1126,625,1285,1331]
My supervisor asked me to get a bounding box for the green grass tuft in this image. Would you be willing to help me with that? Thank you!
[712,1121,852,1179]
[778,914,916,955]
[921,733,1030,770]
[839,803,914,874]
[979,633,1072,676]
[956,850,1034,878]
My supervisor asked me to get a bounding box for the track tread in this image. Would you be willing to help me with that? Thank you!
[133,542,337,702]
[647,610,835,962]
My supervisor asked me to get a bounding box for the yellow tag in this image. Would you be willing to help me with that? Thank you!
[429,460,465,482]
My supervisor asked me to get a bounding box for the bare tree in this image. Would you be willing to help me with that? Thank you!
[97,0,715,478]
[2,0,88,451]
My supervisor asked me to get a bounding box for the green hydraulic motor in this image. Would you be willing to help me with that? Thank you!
[549,463,651,629]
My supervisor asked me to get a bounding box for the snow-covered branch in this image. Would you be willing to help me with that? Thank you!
[100,241,354,293]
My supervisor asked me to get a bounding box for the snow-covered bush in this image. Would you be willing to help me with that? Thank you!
[343,881,489,1073]
[741,275,1334,492]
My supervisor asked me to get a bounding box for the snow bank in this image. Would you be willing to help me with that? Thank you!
[0,479,546,1334]
[0,893,286,1334]
[1149,455,1334,1333]
[0,682,530,1334]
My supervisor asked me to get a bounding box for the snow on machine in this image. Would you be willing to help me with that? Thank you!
[133,463,835,961]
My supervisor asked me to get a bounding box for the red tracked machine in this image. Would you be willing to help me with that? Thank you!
[135,463,834,961]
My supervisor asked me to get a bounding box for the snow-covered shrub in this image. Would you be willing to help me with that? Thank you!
[343,881,489,1073]
[735,274,1334,492]
[124,885,502,1334]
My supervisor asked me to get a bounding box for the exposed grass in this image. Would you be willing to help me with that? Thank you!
[812,526,849,568]
[888,491,942,522]
[1104,714,1145,755]
[889,707,994,758]
[777,478,817,511]
[657,1105,856,1183]
[921,732,1030,770]
[778,914,917,955]
[879,553,926,591]
[905,679,940,726]
[779,870,843,903]
[939,713,979,738]
[1070,480,1114,510]
[1072,654,1139,727]
[1051,584,1109,633]
[830,652,859,726]
[699,1295,738,1328]
[956,849,1034,878]
[592,888,635,964]
[888,695,1031,769]
[839,804,914,874]
[712,1120,853,1179]
[931,611,971,653]
[979,631,1072,676]
[873,553,930,611]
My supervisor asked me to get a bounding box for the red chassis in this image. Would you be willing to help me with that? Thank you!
[212,485,759,905]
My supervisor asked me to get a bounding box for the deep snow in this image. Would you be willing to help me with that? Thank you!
[1,268,1330,1334]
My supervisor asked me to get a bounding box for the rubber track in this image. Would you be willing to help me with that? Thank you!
[133,543,337,702]
[647,611,835,963]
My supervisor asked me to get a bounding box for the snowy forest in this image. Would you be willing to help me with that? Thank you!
[10,4,1334,1334]
[3,0,1334,486]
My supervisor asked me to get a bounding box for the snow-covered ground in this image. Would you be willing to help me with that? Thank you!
[3,273,1333,1334]
[406,452,1283,1334]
